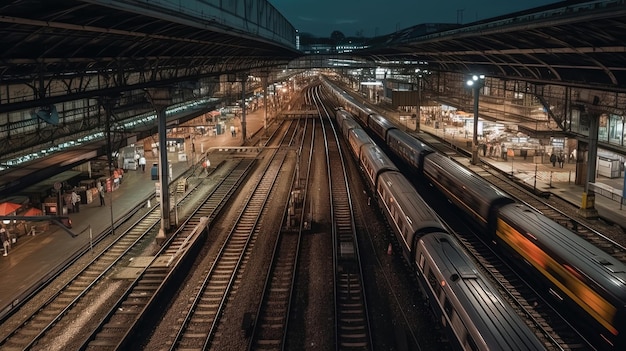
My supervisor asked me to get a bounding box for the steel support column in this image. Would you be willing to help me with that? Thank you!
[467,75,484,166]
[240,74,247,142]
[471,88,480,165]
[262,74,268,133]
[100,95,119,237]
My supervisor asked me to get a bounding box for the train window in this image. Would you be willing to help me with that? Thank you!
[427,270,437,288]
[427,270,441,297]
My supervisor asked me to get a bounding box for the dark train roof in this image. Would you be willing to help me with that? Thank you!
[354,1,626,90]
[360,144,399,173]
[0,0,302,81]
[498,204,626,299]
[377,171,444,231]
[419,233,545,350]
[423,153,514,213]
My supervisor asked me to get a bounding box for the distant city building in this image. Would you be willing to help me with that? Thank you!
[295,30,300,51]
[297,23,459,54]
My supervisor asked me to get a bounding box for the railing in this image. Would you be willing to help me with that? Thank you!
[589,182,625,209]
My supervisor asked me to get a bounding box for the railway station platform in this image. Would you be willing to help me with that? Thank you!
[0,108,270,319]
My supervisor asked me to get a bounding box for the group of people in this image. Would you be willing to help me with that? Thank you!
[550,152,566,168]
[478,142,509,160]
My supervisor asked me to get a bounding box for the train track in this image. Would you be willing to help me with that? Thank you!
[248,117,314,350]
[165,121,298,350]
[0,210,160,350]
[0,165,210,350]
[316,86,372,350]
[77,158,257,350]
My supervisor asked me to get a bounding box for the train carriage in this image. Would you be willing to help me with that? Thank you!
[367,113,397,142]
[376,171,445,262]
[497,203,626,350]
[422,152,513,230]
[387,129,434,171]
[347,128,373,161]
[359,144,399,192]
[324,78,373,124]
[415,233,545,351]
[341,117,362,141]
[334,108,352,126]
[340,93,371,124]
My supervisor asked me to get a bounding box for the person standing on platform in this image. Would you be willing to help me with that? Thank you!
[98,183,105,206]
[134,152,140,168]
[1,225,10,256]
[139,155,146,172]
[63,191,72,213]
[71,190,80,213]
[202,158,211,176]
[558,153,565,168]
[550,153,557,167]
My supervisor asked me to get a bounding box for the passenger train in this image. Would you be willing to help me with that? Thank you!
[323,78,626,350]
[330,92,544,350]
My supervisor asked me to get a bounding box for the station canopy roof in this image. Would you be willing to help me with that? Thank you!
[353,2,626,91]
[0,0,301,81]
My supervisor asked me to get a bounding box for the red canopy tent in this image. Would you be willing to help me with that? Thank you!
[21,207,43,216]
[0,202,21,216]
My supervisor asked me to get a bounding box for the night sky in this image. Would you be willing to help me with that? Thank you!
[269,0,561,37]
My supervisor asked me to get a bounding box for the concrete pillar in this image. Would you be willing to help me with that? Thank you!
[146,88,172,241]
[578,110,599,218]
